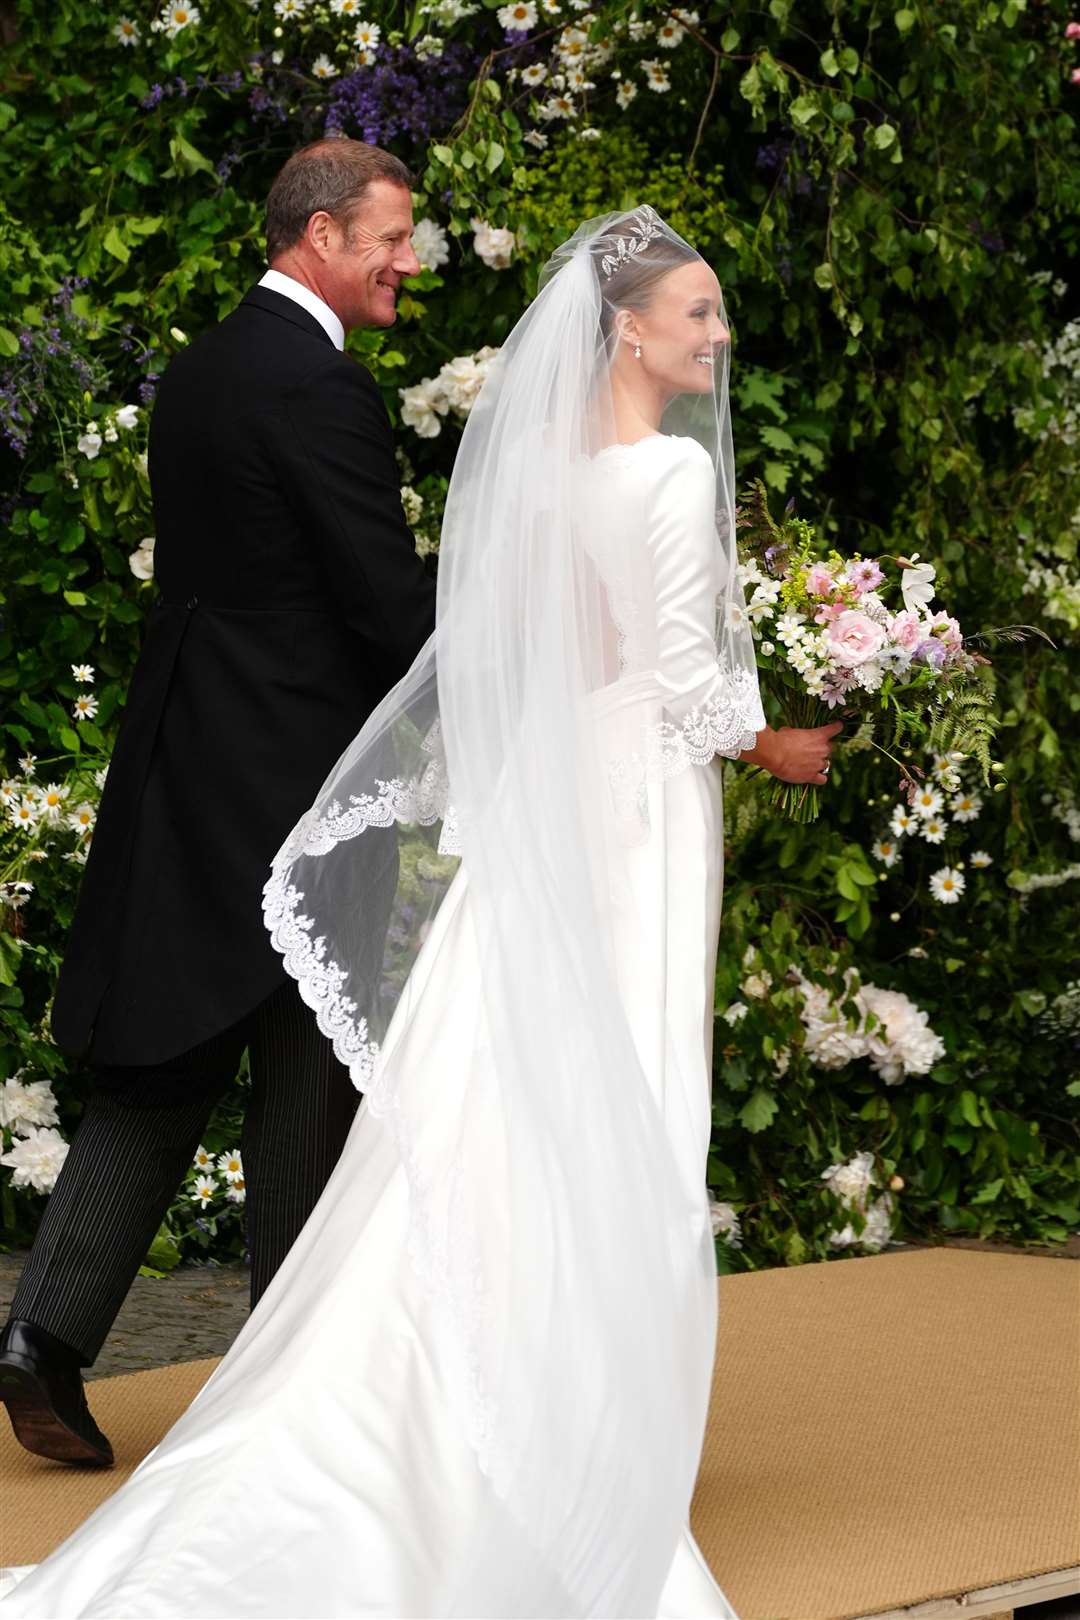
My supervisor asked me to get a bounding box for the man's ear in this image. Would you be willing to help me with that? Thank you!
[306,210,335,260]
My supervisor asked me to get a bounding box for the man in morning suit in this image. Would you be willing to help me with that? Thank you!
[0,138,435,1465]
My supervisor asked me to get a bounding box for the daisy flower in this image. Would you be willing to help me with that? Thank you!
[641,58,672,90]
[71,664,95,683]
[523,129,549,148]
[191,1177,217,1208]
[0,780,19,807]
[521,62,547,85]
[39,784,70,823]
[353,19,381,48]
[920,815,947,845]
[193,1144,213,1170]
[540,94,577,118]
[311,53,337,77]
[616,79,638,108]
[872,838,899,868]
[969,849,993,869]
[331,0,363,11]
[10,798,40,831]
[951,791,983,822]
[274,0,307,15]
[227,1177,247,1204]
[929,866,966,904]
[114,17,140,44]
[68,803,96,836]
[655,16,685,46]
[217,1149,244,1185]
[73,694,99,722]
[18,755,37,775]
[497,0,538,26]
[912,785,943,819]
[890,805,917,838]
[154,1,201,35]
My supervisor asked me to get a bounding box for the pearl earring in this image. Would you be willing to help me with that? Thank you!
[633,343,642,360]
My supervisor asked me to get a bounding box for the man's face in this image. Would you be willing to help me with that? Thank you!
[324,180,420,331]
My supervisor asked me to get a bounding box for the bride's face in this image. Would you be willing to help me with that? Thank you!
[626,261,729,397]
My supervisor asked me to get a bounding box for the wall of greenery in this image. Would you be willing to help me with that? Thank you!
[1,0,1077,1274]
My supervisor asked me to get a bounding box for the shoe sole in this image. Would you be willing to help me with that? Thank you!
[0,1364,114,1467]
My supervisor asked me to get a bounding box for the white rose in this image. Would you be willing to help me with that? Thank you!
[859,985,945,1083]
[411,218,450,272]
[470,217,515,271]
[740,971,772,1000]
[399,378,448,439]
[129,536,156,581]
[821,1150,875,1209]
[0,1077,60,1133]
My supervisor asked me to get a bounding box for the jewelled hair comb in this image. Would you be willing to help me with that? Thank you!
[599,208,664,279]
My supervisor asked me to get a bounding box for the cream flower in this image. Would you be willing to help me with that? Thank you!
[73,694,99,722]
[71,663,95,683]
[912,785,943,819]
[0,1077,60,1133]
[521,62,548,86]
[399,378,448,439]
[709,1201,742,1247]
[615,79,638,108]
[872,837,899,867]
[353,19,381,48]
[969,849,993,869]
[68,803,96,836]
[153,1,201,35]
[920,815,947,845]
[641,58,672,91]
[129,536,156,581]
[655,16,685,45]
[471,218,515,270]
[114,17,140,44]
[951,791,983,823]
[311,53,338,78]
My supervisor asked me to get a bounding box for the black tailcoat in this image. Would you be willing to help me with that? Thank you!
[51,286,436,1065]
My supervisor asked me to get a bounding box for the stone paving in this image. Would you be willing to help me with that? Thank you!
[0,1251,250,1380]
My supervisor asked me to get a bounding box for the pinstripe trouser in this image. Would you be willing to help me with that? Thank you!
[8,979,359,1367]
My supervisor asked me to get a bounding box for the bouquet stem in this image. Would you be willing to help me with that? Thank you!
[766,693,833,824]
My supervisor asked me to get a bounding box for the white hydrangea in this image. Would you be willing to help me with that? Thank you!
[1,1126,70,1194]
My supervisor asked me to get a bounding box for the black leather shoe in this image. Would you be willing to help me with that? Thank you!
[0,1319,114,1467]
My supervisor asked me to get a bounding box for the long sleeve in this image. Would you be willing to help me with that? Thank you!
[644,439,765,760]
[278,355,436,683]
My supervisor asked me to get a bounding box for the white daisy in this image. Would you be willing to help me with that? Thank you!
[655,16,685,46]
[191,1176,217,1208]
[615,78,638,108]
[497,0,538,26]
[274,0,307,16]
[113,16,140,44]
[217,1149,244,1184]
[539,94,577,119]
[890,804,917,838]
[872,837,899,868]
[969,849,993,868]
[523,129,549,148]
[73,694,99,722]
[353,18,381,48]
[556,25,588,61]
[39,784,70,824]
[951,791,983,822]
[330,0,362,12]
[193,1144,213,1170]
[154,1,201,35]
[0,780,19,807]
[71,663,95,683]
[521,62,547,85]
[311,53,337,77]
[18,755,37,775]
[641,57,671,90]
[912,785,944,819]
[565,66,594,90]
[68,803,96,836]
[920,816,947,845]
[10,798,40,832]
[929,866,966,904]
[227,1177,247,1204]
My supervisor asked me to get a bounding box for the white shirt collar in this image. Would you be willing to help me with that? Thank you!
[257,269,345,352]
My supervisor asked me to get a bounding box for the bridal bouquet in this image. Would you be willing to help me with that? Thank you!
[735,482,996,822]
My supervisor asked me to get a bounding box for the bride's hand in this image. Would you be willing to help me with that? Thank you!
[740,722,843,785]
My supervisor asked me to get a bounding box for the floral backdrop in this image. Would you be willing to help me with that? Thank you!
[1,0,1078,1275]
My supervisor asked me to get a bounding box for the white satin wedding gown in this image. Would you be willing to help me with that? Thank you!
[1,436,759,1619]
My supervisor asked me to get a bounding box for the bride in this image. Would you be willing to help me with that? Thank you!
[1,207,836,1619]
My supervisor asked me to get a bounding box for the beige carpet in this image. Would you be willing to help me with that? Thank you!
[2,1249,1078,1619]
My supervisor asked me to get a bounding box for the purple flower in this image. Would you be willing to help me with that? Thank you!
[845,557,884,594]
[914,639,946,671]
[141,83,166,109]
[324,42,479,155]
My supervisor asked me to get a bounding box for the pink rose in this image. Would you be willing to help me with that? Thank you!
[888,609,923,651]
[929,611,962,651]
[1072,66,1080,81]
[828,609,886,667]
[804,563,835,598]
[1067,21,1080,38]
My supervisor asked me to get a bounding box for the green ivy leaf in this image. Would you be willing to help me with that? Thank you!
[739,1087,779,1134]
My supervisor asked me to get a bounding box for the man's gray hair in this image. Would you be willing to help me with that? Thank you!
[265,137,413,262]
